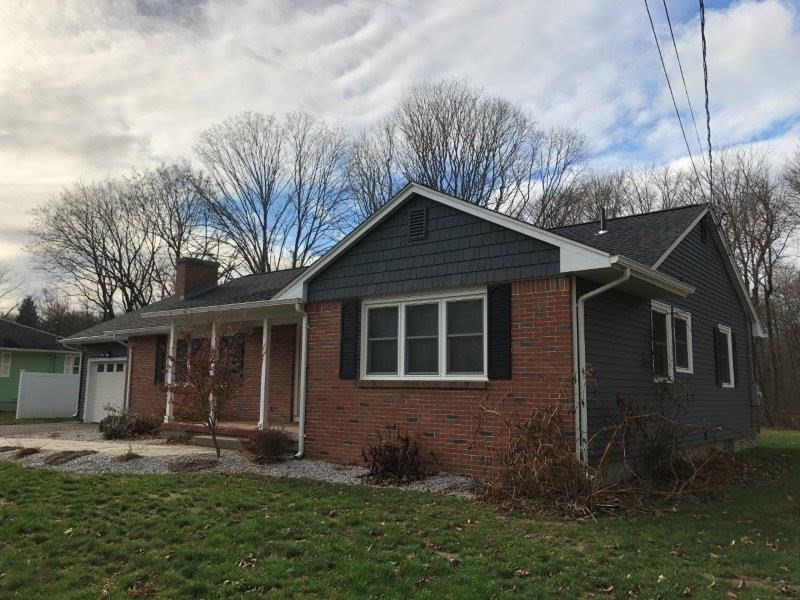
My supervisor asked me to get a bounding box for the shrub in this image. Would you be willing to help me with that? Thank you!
[242,428,293,464]
[128,413,161,436]
[98,410,160,440]
[98,412,130,439]
[361,426,427,484]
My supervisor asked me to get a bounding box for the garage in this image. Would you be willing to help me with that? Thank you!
[85,359,127,423]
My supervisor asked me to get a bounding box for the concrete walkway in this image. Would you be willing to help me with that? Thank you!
[0,435,212,457]
[0,422,91,436]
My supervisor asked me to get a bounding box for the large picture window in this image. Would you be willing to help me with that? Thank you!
[362,291,486,380]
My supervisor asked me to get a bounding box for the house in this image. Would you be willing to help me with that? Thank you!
[62,183,764,476]
[0,319,82,412]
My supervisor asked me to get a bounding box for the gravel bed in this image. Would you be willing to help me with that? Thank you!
[0,447,475,498]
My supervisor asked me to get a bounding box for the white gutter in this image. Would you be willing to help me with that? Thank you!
[293,302,309,458]
[575,267,631,463]
[142,298,302,318]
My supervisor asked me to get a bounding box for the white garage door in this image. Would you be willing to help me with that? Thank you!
[86,360,127,423]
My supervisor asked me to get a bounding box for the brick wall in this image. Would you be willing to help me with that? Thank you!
[267,324,296,424]
[303,276,575,477]
[128,335,167,419]
[127,325,297,425]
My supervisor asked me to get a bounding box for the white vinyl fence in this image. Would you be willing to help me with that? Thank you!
[15,371,79,419]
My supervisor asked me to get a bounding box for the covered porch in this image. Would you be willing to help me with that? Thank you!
[142,299,308,443]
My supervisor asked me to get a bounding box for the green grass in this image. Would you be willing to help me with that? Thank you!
[0,411,73,425]
[0,431,798,599]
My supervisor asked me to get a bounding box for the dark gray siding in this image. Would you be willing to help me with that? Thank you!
[582,218,756,456]
[76,342,127,422]
[307,194,560,302]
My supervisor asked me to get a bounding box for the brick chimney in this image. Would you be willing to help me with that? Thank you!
[175,257,219,300]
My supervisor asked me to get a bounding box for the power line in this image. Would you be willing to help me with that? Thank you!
[643,0,704,189]
[700,0,713,200]
[661,0,706,169]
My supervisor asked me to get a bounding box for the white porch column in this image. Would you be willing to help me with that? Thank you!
[164,320,176,423]
[258,318,270,430]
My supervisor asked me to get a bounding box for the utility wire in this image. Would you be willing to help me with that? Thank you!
[700,0,713,201]
[643,0,704,189]
[661,0,706,169]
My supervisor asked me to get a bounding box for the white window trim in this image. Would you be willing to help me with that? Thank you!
[651,301,674,382]
[672,308,693,374]
[64,354,81,375]
[0,352,10,378]
[718,324,735,388]
[360,288,488,381]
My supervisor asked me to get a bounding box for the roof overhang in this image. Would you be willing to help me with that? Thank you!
[575,255,695,299]
[141,297,302,320]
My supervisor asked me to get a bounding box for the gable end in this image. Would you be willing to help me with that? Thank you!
[306,193,560,302]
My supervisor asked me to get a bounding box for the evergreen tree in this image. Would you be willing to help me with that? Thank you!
[16,296,39,329]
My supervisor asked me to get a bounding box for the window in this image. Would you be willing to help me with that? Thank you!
[651,303,673,380]
[447,299,484,374]
[673,310,693,373]
[362,291,486,380]
[64,354,81,375]
[115,363,124,373]
[405,303,438,374]
[715,325,735,388]
[97,363,105,373]
[366,306,399,374]
[0,352,10,378]
[651,302,695,381]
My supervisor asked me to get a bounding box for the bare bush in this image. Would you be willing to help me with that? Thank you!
[361,426,429,484]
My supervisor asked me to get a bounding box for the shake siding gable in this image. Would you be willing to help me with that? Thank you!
[307,193,560,302]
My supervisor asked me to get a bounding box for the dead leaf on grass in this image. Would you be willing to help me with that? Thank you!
[514,569,530,578]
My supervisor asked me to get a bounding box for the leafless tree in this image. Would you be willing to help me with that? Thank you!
[0,263,22,319]
[28,180,120,318]
[36,287,101,337]
[282,110,349,268]
[195,112,288,274]
[347,119,402,223]
[393,78,540,210]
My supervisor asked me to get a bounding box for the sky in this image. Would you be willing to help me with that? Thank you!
[1,0,799,296]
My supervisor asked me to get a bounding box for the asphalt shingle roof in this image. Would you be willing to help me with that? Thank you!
[64,267,307,342]
[549,204,708,267]
[0,319,62,351]
[141,267,307,313]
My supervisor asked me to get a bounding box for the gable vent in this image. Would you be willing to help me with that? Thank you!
[408,208,427,241]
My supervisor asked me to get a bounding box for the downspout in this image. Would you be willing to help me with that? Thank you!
[293,302,309,458]
[575,267,630,464]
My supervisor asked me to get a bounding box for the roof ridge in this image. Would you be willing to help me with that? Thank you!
[550,203,708,230]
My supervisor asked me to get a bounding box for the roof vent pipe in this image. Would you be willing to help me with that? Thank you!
[598,208,608,235]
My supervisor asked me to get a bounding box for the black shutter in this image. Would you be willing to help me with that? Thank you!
[339,299,360,379]
[731,332,739,387]
[487,283,512,379]
[154,335,167,384]
[713,327,724,387]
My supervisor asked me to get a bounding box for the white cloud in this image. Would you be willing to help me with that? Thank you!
[0,0,798,283]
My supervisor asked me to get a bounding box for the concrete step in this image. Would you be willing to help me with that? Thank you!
[191,435,242,450]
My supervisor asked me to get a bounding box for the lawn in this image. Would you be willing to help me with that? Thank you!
[0,431,798,599]
[0,411,73,425]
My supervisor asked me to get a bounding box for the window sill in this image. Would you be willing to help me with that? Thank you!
[356,380,489,390]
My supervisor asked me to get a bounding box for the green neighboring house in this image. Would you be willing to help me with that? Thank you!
[0,319,81,412]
